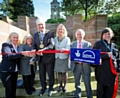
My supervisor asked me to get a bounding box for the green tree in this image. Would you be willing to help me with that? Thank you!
[46,18,66,24]
[0,0,34,21]
[108,13,120,49]
[98,0,120,15]
[61,0,120,21]
[61,0,99,21]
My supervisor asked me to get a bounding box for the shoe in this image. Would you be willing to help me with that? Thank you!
[57,86,62,92]
[48,90,53,97]
[26,91,32,95]
[31,87,36,92]
[62,88,66,93]
[38,88,46,96]
[62,87,66,93]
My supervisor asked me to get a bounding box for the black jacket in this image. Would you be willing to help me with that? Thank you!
[93,40,119,85]
[32,31,55,63]
[0,43,22,72]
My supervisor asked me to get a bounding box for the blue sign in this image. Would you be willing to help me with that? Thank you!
[70,48,100,65]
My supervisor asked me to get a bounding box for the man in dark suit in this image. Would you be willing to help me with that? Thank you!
[70,29,92,98]
[32,18,55,97]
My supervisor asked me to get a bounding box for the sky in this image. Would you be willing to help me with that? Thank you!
[33,0,62,21]
[0,0,62,21]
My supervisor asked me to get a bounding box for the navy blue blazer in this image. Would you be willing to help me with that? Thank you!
[0,43,22,72]
[32,31,55,63]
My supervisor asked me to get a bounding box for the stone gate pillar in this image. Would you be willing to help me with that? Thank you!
[73,14,84,40]
[17,16,30,33]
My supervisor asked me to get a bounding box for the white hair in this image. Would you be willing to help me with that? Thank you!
[36,18,45,25]
[75,29,85,38]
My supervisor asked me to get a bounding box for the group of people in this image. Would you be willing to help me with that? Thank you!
[0,18,120,98]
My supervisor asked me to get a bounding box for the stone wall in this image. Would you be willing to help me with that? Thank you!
[29,17,38,35]
[0,20,28,61]
[1,14,107,46]
[2,16,17,26]
[46,14,107,45]
[0,14,107,61]
[63,16,73,39]
[84,15,107,45]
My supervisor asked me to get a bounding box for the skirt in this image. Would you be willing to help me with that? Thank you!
[54,58,70,73]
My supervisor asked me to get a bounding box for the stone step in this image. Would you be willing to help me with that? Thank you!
[0,80,120,98]
[0,81,97,98]
[0,70,120,98]
[0,70,96,98]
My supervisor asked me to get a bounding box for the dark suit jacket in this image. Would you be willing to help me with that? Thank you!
[32,31,55,63]
[70,40,92,74]
[0,43,22,72]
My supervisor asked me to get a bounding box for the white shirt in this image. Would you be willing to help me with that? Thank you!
[12,43,18,72]
[77,40,82,48]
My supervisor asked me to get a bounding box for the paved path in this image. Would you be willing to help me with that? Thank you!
[0,71,120,98]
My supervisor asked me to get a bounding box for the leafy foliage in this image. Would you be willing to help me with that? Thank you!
[61,0,120,21]
[0,0,34,21]
[108,13,120,49]
[98,0,120,15]
[61,0,99,21]
[46,18,66,23]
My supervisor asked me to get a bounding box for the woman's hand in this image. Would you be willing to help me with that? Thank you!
[29,61,35,65]
[100,59,102,65]
[21,51,35,57]
[108,52,112,58]
[61,48,69,52]
[36,49,43,55]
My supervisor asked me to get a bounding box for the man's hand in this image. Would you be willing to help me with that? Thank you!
[36,49,43,55]
[21,51,35,57]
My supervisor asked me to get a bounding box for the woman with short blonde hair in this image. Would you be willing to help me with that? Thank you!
[22,34,33,44]
[19,33,36,95]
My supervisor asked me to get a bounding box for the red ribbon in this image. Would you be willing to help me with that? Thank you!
[0,50,119,97]
[0,50,70,55]
[110,57,118,98]
[36,50,70,54]
[101,52,118,98]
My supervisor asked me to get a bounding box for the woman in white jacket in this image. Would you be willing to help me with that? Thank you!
[54,24,70,93]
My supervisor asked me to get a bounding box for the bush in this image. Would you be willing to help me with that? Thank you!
[108,13,120,49]
[46,18,66,24]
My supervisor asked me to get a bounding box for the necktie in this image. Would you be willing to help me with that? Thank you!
[79,42,82,48]
[39,32,44,41]
[78,42,82,64]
